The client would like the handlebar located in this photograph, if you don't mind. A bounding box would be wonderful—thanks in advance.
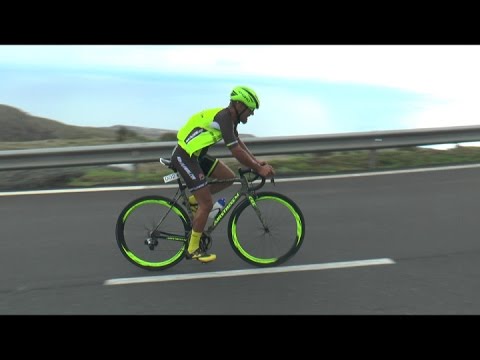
[238,168,274,191]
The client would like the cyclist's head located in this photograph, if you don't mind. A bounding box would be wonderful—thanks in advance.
[230,86,260,111]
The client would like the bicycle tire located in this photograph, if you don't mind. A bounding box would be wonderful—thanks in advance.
[115,195,191,271]
[227,191,305,267]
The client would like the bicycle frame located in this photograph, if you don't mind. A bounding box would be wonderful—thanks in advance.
[162,167,269,241]
[205,178,247,234]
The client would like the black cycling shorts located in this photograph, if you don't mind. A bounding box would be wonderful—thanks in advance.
[171,145,219,192]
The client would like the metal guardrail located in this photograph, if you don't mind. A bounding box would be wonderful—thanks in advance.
[1,125,480,171]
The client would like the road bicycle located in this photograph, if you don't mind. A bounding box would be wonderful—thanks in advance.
[115,158,306,271]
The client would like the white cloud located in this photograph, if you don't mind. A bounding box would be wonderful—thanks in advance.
[142,45,480,101]
[3,45,480,98]
[403,97,480,129]
[249,90,331,137]
[3,45,480,133]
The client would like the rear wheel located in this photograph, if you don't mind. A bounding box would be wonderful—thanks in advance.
[227,192,305,267]
[115,195,191,271]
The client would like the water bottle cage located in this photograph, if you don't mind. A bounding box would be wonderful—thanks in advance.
[209,198,226,219]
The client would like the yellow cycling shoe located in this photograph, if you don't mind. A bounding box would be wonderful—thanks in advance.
[185,248,217,263]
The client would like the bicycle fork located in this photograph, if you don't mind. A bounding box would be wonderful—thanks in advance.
[247,195,270,233]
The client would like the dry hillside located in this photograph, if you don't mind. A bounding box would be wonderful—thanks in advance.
[0,104,116,141]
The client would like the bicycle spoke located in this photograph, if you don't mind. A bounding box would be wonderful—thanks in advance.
[116,196,191,271]
[228,192,305,267]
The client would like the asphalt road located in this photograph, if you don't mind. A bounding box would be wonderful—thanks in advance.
[1,165,480,314]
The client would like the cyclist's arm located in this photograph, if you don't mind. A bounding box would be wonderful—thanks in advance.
[215,111,269,174]
[230,145,262,172]
[214,111,259,169]
[237,138,266,165]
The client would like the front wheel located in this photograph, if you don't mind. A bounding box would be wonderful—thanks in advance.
[227,192,305,267]
[115,195,191,271]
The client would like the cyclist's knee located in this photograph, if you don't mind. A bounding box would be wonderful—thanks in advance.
[214,161,235,179]
[194,188,214,211]
[201,197,213,211]
[225,166,235,179]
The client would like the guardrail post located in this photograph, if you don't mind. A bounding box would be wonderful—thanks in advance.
[134,163,139,180]
[368,149,377,169]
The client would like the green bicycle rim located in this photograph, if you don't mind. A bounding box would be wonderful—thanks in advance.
[231,195,304,265]
[121,198,187,268]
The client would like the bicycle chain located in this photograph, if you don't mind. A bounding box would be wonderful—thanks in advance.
[200,234,212,251]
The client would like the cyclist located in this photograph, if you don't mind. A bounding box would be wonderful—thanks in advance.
[171,85,275,263]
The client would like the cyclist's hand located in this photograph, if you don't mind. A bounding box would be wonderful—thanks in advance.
[258,164,275,178]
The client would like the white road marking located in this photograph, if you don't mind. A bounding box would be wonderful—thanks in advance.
[104,258,395,286]
[274,163,480,182]
[0,184,169,196]
[1,163,480,196]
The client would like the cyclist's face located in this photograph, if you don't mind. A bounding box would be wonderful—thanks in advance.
[239,104,254,124]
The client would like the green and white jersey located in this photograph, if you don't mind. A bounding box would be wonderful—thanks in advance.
[177,107,239,156]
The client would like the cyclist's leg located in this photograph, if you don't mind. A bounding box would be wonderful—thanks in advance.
[171,146,216,262]
[188,186,216,262]
[200,154,235,194]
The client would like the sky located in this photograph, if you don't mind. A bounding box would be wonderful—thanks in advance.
[1,45,480,145]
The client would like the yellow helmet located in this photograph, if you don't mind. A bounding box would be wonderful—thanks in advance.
[230,86,260,110]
